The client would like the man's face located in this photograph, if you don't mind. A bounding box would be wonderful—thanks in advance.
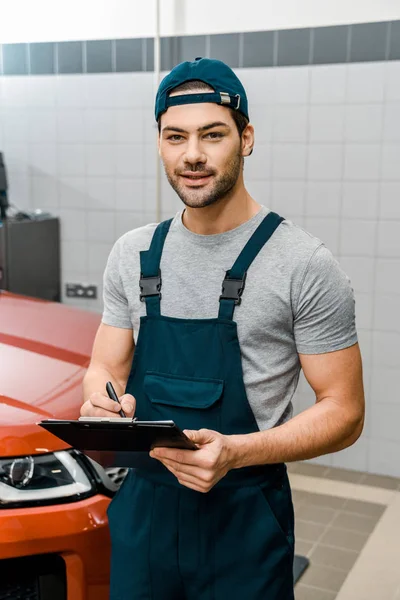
[158,101,244,209]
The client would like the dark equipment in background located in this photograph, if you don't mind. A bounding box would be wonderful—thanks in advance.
[0,153,9,218]
[0,152,61,302]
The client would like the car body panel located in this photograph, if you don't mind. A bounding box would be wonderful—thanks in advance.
[0,291,111,600]
[0,291,101,457]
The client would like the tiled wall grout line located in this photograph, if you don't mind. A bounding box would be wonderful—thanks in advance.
[309,28,315,64]
[26,42,31,76]
[111,39,117,73]
[82,41,88,74]
[54,42,59,75]
[141,38,147,72]
[238,32,244,69]
[386,22,393,61]
[205,34,211,58]
[303,66,312,229]
[365,59,390,473]
[272,30,279,67]
[346,25,352,63]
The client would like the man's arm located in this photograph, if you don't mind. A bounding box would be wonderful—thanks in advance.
[81,323,136,417]
[149,342,365,492]
[228,341,365,468]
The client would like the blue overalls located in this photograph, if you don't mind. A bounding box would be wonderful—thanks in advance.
[107,210,295,599]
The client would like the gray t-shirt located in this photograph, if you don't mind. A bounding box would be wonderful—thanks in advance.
[102,205,358,431]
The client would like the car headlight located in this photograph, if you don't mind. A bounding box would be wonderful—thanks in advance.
[0,450,96,508]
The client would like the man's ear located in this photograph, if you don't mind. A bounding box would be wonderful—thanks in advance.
[241,123,254,158]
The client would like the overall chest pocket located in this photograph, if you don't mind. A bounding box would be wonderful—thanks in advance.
[143,371,224,432]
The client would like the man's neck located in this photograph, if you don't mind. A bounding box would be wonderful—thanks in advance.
[181,193,261,236]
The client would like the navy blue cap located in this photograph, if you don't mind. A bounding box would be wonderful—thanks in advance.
[155,57,249,122]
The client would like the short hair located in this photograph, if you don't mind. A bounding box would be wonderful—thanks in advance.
[157,79,250,138]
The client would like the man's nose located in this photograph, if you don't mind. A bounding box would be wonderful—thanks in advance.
[183,138,207,165]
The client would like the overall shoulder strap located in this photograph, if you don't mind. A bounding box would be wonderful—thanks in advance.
[139,218,173,316]
[218,211,285,320]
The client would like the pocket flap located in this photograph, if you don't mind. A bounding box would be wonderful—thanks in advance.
[144,371,224,409]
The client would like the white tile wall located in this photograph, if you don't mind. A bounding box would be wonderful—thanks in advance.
[375,258,400,294]
[273,106,308,142]
[58,144,85,176]
[56,110,85,143]
[344,105,383,142]
[368,438,400,478]
[305,181,341,217]
[340,219,377,256]
[310,64,347,104]
[28,110,57,143]
[309,105,345,142]
[58,208,87,241]
[239,68,275,105]
[7,173,31,209]
[115,178,143,211]
[86,177,115,210]
[272,143,307,179]
[304,216,340,254]
[245,143,272,179]
[3,110,29,142]
[1,61,400,477]
[271,181,305,216]
[385,62,400,101]
[373,294,400,333]
[383,104,400,142]
[344,144,381,181]
[248,105,274,142]
[273,67,310,104]
[307,144,343,180]
[338,256,375,293]
[346,63,385,104]
[380,144,400,180]
[342,182,379,219]
[59,176,87,209]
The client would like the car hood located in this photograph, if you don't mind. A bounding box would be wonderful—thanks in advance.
[0,291,101,457]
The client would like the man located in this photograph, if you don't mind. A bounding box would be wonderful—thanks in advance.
[81,57,365,599]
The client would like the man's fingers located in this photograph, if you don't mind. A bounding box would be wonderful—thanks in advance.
[161,462,207,493]
[156,457,213,483]
[88,392,122,413]
[81,391,137,418]
[151,447,200,466]
[80,400,120,418]
[119,394,136,417]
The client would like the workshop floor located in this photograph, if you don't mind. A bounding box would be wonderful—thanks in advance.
[289,461,400,600]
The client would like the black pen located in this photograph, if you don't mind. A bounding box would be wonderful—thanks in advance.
[106,381,127,418]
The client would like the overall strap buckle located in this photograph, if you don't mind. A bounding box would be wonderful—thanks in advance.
[139,269,162,302]
[219,271,247,305]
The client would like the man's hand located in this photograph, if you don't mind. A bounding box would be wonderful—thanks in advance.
[149,428,236,493]
[80,391,136,418]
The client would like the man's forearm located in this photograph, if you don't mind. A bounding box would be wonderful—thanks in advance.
[228,398,364,469]
[82,366,127,403]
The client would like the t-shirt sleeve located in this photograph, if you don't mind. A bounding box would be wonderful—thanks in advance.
[101,237,133,329]
[293,244,358,354]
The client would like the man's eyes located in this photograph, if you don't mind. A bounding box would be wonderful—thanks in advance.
[205,132,224,139]
[167,132,225,141]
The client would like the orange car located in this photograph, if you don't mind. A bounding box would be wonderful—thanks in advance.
[0,290,121,600]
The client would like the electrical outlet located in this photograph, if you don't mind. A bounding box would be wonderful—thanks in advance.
[66,284,97,299]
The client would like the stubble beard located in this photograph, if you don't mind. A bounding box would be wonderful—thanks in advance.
[164,149,243,209]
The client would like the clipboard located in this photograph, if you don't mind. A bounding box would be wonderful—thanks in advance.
[38,417,198,469]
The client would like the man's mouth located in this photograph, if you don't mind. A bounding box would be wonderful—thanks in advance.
[179,173,213,186]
